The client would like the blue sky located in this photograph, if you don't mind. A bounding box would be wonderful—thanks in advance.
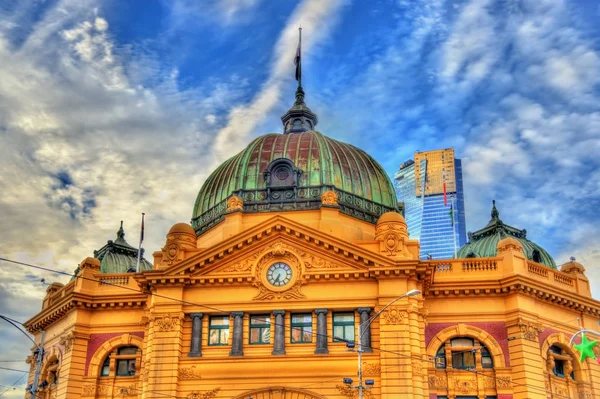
[0,0,599,395]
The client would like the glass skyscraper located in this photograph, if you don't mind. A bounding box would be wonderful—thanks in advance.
[394,149,467,260]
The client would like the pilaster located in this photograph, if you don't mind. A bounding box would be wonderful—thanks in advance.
[506,316,546,399]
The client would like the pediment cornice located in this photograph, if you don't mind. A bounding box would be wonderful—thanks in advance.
[136,215,422,288]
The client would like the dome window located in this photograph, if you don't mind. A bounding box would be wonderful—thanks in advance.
[264,159,301,189]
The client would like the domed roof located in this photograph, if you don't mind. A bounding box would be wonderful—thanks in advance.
[192,130,397,234]
[378,211,406,224]
[168,222,196,236]
[457,201,556,268]
[93,222,153,273]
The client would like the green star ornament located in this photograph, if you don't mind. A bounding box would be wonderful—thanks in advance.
[573,333,598,363]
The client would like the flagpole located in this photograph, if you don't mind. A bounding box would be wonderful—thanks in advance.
[135,212,145,273]
[298,26,302,88]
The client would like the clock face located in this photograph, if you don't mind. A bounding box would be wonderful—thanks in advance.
[266,262,292,287]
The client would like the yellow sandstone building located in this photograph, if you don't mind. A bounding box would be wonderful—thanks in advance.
[24,85,600,399]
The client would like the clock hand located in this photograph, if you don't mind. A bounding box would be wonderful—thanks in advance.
[274,274,281,283]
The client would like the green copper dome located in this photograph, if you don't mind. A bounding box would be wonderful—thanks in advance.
[192,130,398,234]
[457,201,556,268]
[94,222,153,273]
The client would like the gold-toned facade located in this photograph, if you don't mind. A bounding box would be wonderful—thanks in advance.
[23,204,600,399]
[415,149,456,197]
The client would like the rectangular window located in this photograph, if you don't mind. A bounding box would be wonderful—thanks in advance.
[291,314,312,343]
[333,313,355,342]
[116,359,136,376]
[209,316,230,346]
[250,315,271,344]
[452,351,476,369]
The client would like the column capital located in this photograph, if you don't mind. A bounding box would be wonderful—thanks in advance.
[272,310,286,316]
[314,308,328,315]
[357,307,372,314]
[231,311,244,318]
[190,312,204,319]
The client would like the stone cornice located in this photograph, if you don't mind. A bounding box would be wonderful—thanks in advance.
[25,291,147,333]
[427,273,600,317]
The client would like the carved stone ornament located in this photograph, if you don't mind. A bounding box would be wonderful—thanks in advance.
[82,383,96,397]
[304,254,340,269]
[454,377,477,394]
[167,243,180,262]
[153,314,180,331]
[179,366,201,379]
[428,376,448,389]
[496,375,512,388]
[579,391,592,399]
[375,220,410,257]
[483,375,496,388]
[517,317,543,342]
[412,361,422,376]
[116,384,137,397]
[555,384,568,397]
[140,359,150,382]
[187,388,220,399]
[321,190,339,206]
[58,332,74,353]
[336,385,373,399]
[221,249,261,272]
[226,195,244,212]
[362,362,381,376]
[381,307,407,325]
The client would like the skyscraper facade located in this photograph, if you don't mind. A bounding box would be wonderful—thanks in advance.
[394,148,467,260]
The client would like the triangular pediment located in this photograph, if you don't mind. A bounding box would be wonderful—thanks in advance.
[145,215,396,281]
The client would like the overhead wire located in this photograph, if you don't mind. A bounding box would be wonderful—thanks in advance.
[0,257,586,399]
[0,371,27,397]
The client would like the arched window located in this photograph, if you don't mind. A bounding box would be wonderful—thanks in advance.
[532,249,542,263]
[547,345,574,380]
[99,345,140,377]
[434,337,494,370]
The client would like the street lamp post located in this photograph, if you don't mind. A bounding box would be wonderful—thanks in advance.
[349,288,421,399]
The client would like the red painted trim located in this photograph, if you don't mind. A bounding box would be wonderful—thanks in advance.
[85,332,144,375]
[426,322,510,366]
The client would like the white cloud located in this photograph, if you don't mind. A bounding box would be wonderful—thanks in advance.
[212,0,348,162]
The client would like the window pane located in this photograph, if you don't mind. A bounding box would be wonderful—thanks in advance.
[303,327,313,343]
[292,314,312,324]
[101,364,110,377]
[220,329,229,344]
[451,338,474,347]
[116,360,128,376]
[464,352,475,368]
[334,314,354,322]
[251,316,270,325]
[482,356,493,369]
[344,325,355,341]
[127,360,136,376]
[261,327,270,343]
[209,329,220,345]
[333,326,343,340]
[210,317,229,326]
[250,328,260,343]
[118,346,138,355]
[291,327,302,342]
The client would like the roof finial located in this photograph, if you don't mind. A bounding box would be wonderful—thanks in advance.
[281,27,318,134]
[117,220,125,239]
[491,200,499,219]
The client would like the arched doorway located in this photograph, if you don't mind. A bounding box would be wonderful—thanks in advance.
[233,386,327,399]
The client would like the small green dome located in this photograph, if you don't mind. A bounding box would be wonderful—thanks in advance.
[94,222,153,273]
[192,130,398,234]
[457,201,556,268]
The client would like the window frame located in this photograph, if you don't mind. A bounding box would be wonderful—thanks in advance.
[208,316,230,346]
[99,345,139,377]
[290,313,313,344]
[332,312,355,343]
[249,315,271,345]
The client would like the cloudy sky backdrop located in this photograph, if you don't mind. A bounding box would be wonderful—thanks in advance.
[1,0,599,395]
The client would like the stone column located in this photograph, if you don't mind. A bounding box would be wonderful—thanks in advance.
[229,312,244,356]
[357,307,372,353]
[272,310,286,355]
[188,313,203,357]
[314,309,329,354]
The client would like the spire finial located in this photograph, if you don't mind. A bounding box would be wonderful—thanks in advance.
[281,28,318,134]
[117,221,125,239]
[491,200,499,219]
